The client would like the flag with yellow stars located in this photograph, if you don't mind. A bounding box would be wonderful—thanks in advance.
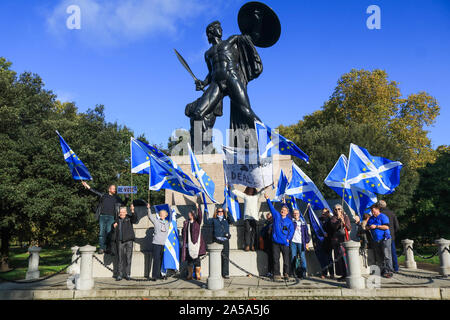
[255,121,309,163]
[285,163,331,211]
[56,131,92,181]
[346,143,402,195]
[188,143,218,203]
[325,154,377,218]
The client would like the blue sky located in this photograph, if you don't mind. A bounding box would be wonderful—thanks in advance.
[1,0,449,148]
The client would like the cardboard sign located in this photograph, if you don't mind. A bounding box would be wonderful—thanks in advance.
[223,146,273,188]
[117,186,138,194]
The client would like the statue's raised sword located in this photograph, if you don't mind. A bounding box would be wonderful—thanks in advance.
[173,49,205,92]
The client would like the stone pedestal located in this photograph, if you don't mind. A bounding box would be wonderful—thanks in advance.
[207,242,224,290]
[402,239,417,269]
[76,245,96,290]
[25,246,41,280]
[343,241,365,289]
[435,238,450,276]
[67,246,80,275]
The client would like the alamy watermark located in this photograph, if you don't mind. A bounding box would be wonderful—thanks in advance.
[366,5,381,30]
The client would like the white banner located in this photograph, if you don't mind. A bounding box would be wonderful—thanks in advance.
[117,186,138,194]
[222,146,273,188]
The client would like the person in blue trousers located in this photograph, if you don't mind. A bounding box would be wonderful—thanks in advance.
[290,208,310,279]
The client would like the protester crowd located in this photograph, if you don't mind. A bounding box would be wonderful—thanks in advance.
[82,182,400,282]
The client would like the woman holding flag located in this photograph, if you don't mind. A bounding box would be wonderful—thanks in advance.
[181,196,207,280]
[329,204,351,281]
[147,203,170,281]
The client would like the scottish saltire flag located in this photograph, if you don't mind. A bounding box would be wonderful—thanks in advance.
[307,205,326,243]
[255,121,309,163]
[285,163,331,211]
[130,137,150,174]
[346,143,402,195]
[223,184,241,221]
[56,131,92,180]
[155,205,180,274]
[274,170,289,201]
[149,154,202,196]
[324,154,377,217]
[188,144,218,203]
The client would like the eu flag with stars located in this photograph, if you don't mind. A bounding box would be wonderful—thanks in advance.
[285,163,331,211]
[346,143,402,195]
[148,145,202,196]
[324,154,377,218]
[56,131,92,181]
[131,137,180,174]
[255,121,309,163]
[274,169,289,202]
[188,144,218,203]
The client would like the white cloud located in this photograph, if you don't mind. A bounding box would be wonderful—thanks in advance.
[45,0,224,47]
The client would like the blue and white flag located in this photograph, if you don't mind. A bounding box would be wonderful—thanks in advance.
[307,205,326,243]
[346,143,402,195]
[56,131,92,181]
[188,144,218,203]
[274,169,289,201]
[131,137,181,174]
[255,121,309,163]
[130,137,150,174]
[148,145,202,196]
[223,185,241,221]
[155,204,180,274]
[285,163,331,211]
[285,195,299,211]
[324,154,377,217]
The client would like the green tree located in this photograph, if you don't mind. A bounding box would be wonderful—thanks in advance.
[401,146,450,242]
[295,69,440,169]
[0,58,135,269]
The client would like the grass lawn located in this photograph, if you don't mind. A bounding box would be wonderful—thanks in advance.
[0,246,72,281]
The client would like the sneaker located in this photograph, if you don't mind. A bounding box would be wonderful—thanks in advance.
[125,275,131,281]
[244,246,250,252]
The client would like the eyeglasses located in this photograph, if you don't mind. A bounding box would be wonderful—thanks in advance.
[334,208,342,211]
[217,210,224,213]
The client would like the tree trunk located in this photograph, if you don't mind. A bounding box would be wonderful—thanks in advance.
[0,228,11,272]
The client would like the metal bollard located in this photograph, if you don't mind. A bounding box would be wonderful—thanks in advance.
[207,242,224,290]
[75,245,96,290]
[343,241,365,289]
[67,246,80,275]
[26,246,42,280]
[401,239,417,269]
[435,238,450,276]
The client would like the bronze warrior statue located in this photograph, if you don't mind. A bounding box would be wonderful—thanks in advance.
[181,2,281,152]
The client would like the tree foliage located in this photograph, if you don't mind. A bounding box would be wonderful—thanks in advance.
[278,69,442,240]
[0,58,163,268]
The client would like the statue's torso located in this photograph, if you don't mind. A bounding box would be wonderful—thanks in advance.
[205,36,241,81]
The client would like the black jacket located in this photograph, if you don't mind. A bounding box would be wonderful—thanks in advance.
[111,212,138,243]
[88,188,128,220]
[381,208,399,241]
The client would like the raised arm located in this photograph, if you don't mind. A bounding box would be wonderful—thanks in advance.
[147,204,156,225]
[81,181,103,197]
[264,193,280,221]
[130,204,138,224]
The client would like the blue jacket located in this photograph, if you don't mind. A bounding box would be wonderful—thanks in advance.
[211,214,235,240]
[267,199,295,246]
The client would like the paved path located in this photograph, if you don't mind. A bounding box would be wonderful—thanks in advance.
[1,267,449,299]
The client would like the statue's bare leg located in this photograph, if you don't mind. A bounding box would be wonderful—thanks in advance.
[193,82,223,120]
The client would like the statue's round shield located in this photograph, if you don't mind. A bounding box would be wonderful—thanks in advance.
[238,1,281,48]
